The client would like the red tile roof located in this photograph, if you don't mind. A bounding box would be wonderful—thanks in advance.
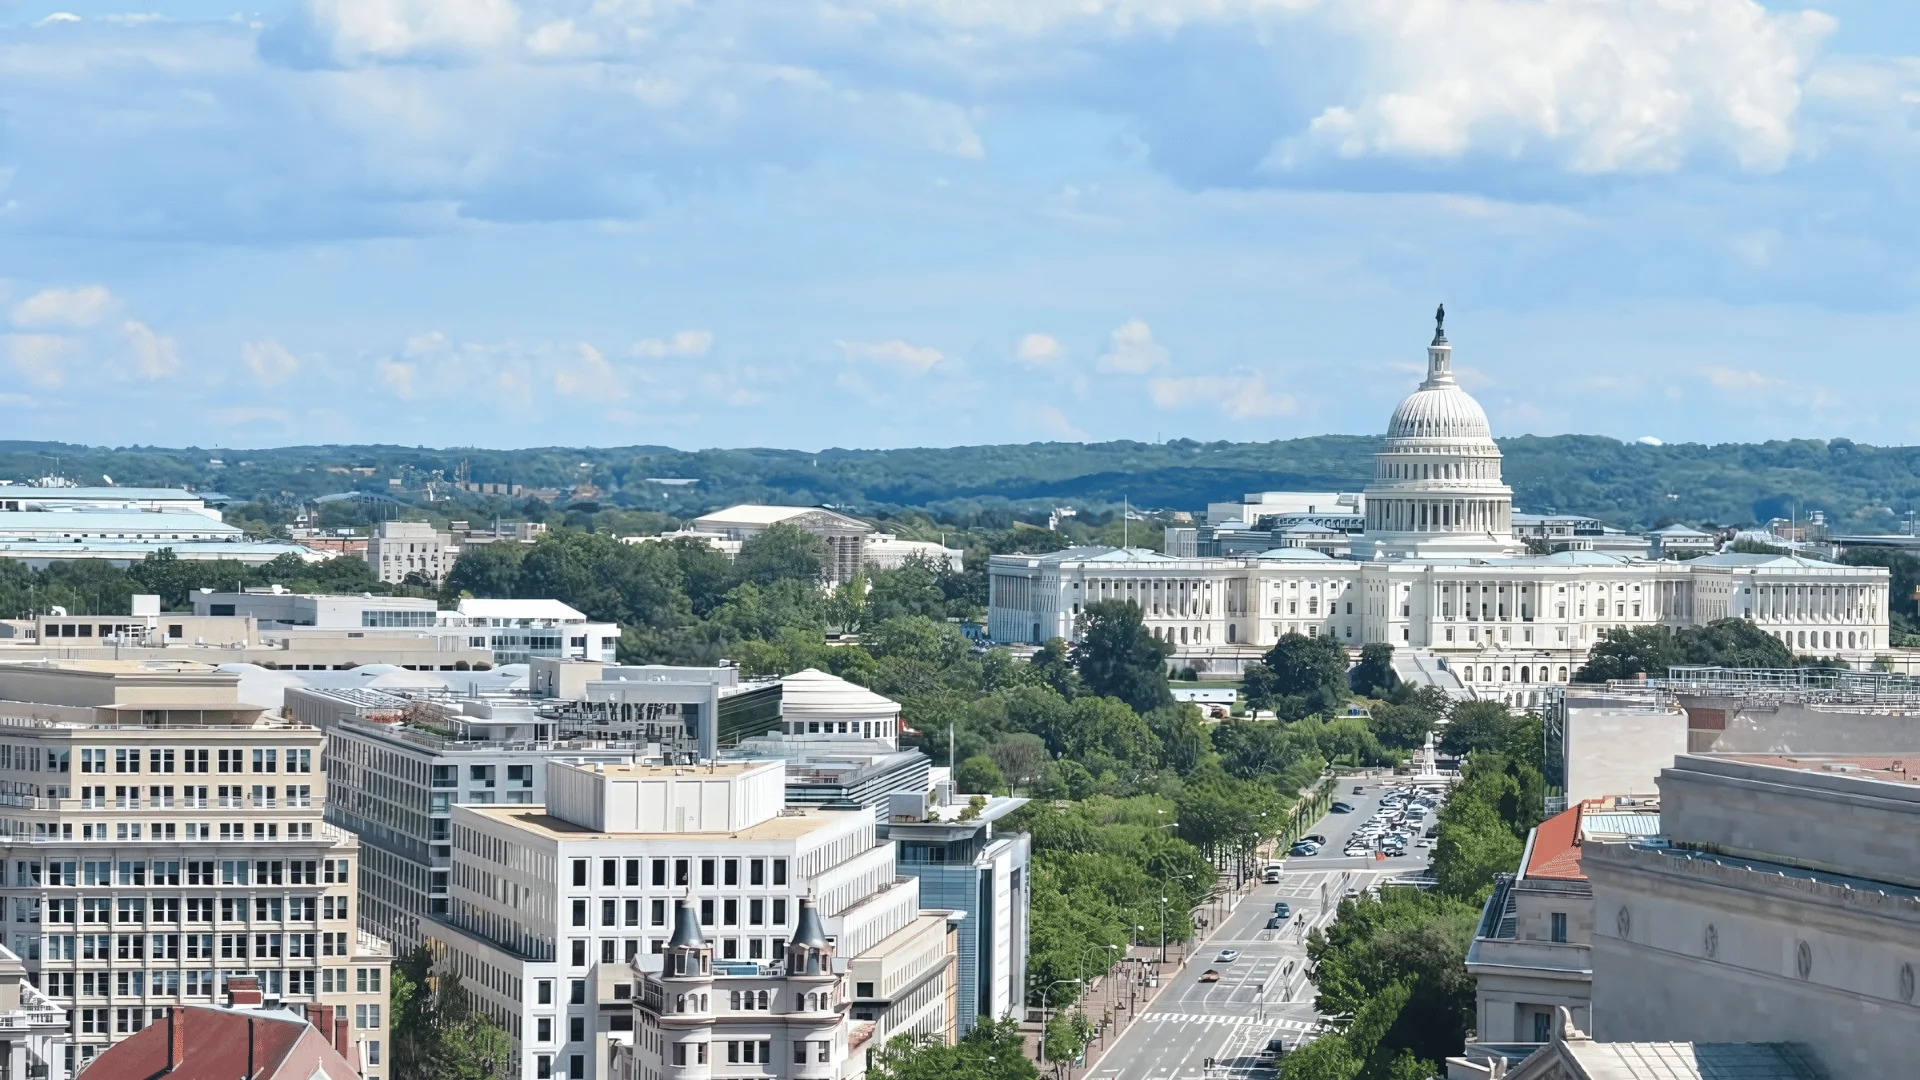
[85,1006,358,1080]
[1524,805,1586,881]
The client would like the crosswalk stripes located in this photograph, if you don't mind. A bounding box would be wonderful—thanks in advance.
[1139,1013,1317,1031]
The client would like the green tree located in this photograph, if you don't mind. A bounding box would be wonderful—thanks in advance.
[1071,601,1173,714]
[1250,632,1350,720]
[1574,624,1682,681]
[1348,642,1400,698]
[391,944,514,1080]
[1677,618,1795,668]
[1437,700,1522,758]
[438,541,525,602]
[870,1018,1038,1080]
[1029,638,1082,699]
[956,754,1006,794]
[988,733,1052,796]
[734,522,827,587]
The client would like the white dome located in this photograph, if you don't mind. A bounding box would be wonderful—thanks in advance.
[1386,383,1492,442]
[779,668,900,723]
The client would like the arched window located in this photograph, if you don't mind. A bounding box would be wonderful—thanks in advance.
[1519,667,1531,683]
[1848,631,1857,649]
[1462,667,1473,682]
[757,990,769,1010]
[730,991,741,1009]
[675,994,685,1013]
[1179,627,1188,644]
[1482,667,1493,682]
[1557,666,1568,682]
[1501,666,1512,682]
[700,994,708,1011]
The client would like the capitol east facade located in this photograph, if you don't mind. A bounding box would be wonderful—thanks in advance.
[985,317,1891,704]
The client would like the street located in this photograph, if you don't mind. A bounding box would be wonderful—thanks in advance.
[1080,778,1437,1080]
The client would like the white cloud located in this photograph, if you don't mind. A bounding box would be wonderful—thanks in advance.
[1014,333,1065,367]
[378,359,418,398]
[13,286,116,329]
[836,338,944,374]
[292,0,520,64]
[5,334,76,388]
[554,343,627,398]
[122,321,179,378]
[1027,404,1087,440]
[1147,373,1295,419]
[633,330,714,359]
[242,339,302,385]
[1281,0,1831,174]
[1097,319,1169,373]
[1700,365,1785,390]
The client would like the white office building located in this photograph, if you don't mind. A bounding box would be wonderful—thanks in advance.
[989,315,1891,701]
[431,761,956,1080]
[0,660,392,1076]
[190,589,619,668]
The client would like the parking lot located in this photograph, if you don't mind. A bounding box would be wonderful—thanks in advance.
[1283,778,1446,865]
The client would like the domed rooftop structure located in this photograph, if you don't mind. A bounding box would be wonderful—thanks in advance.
[1360,307,1520,559]
[779,668,900,744]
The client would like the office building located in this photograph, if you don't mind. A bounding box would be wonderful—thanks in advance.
[0,486,222,519]
[0,504,311,568]
[0,660,391,1075]
[431,760,956,1080]
[441,600,620,665]
[1582,753,1920,1076]
[364,522,456,585]
[287,686,663,951]
[1465,798,1662,1043]
[988,315,1891,696]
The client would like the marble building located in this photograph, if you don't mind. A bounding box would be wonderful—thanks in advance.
[987,314,1891,703]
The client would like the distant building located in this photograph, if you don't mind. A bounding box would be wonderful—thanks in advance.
[364,521,455,584]
[862,533,964,574]
[1205,492,1364,528]
[0,504,312,568]
[1647,524,1716,559]
[686,507,875,585]
[0,485,223,519]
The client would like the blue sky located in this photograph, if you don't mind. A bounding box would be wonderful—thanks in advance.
[3,0,1920,451]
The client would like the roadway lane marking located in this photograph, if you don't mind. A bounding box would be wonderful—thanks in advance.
[1139,1014,1318,1031]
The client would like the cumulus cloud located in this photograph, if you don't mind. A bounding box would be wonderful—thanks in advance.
[1275,0,1832,175]
[13,286,117,329]
[1147,373,1295,419]
[1097,319,1169,373]
[554,343,627,398]
[1700,365,1785,390]
[633,330,714,359]
[378,359,418,398]
[1026,404,1087,440]
[5,334,77,388]
[1014,333,1065,367]
[276,0,521,65]
[242,340,302,385]
[122,321,179,378]
[836,338,944,374]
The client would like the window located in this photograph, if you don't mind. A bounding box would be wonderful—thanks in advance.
[572,900,586,927]
[572,859,588,887]
[772,859,787,886]
[749,859,765,886]
[625,859,640,887]
[651,899,665,926]
[651,859,666,887]
[701,859,715,886]
[724,859,739,886]
[569,1017,585,1043]
[571,940,586,967]
[252,749,277,773]
[1550,912,1568,943]
[537,980,553,1005]
[114,749,140,774]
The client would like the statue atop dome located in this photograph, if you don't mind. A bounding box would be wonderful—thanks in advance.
[1433,303,1446,345]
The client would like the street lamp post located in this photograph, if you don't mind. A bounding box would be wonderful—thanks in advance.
[1037,979,1082,1065]
[1157,871,1194,964]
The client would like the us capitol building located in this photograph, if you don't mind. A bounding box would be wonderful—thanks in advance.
[986,313,1890,704]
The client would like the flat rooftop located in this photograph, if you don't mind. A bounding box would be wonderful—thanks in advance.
[462,803,841,842]
[1717,753,1920,786]
[576,761,769,779]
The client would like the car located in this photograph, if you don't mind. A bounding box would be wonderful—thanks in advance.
[1262,867,1283,884]
[1199,969,1221,983]
[1417,838,1434,848]
[1266,916,1283,929]
[1305,834,1329,845]
[1216,949,1240,963]
[1353,785,1366,794]
[1329,802,1354,813]
[1273,902,1292,919]
[1265,1038,1288,1060]
[1289,842,1319,856]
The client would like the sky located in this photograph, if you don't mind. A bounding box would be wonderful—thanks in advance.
[3,0,1920,452]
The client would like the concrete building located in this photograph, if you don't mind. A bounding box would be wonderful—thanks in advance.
[429,760,957,1080]
[1582,753,1920,1076]
[685,508,875,586]
[0,943,68,1080]
[443,600,620,666]
[987,315,1891,697]
[0,486,221,520]
[862,535,963,574]
[365,522,455,585]
[0,507,312,567]
[0,660,391,1075]
[1465,799,1662,1044]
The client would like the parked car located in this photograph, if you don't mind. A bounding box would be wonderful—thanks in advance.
[1289,842,1319,856]
[1266,916,1283,930]
[1305,834,1329,845]
[1353,785,1366,795]
[1329,802,1354,813]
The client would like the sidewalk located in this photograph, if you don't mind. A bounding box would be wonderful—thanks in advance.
[1024,871,1258,1080]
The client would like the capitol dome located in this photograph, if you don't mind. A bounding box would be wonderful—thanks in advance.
[1359,308,1520,559]
[1386,379,1492,442]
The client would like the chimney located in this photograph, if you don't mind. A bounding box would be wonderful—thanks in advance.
[227,975,263,1009]
[333,1013,351,1060]
[247,1017,257,1080]
[167,1007,186,1073]
[304,1003,330,1035]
